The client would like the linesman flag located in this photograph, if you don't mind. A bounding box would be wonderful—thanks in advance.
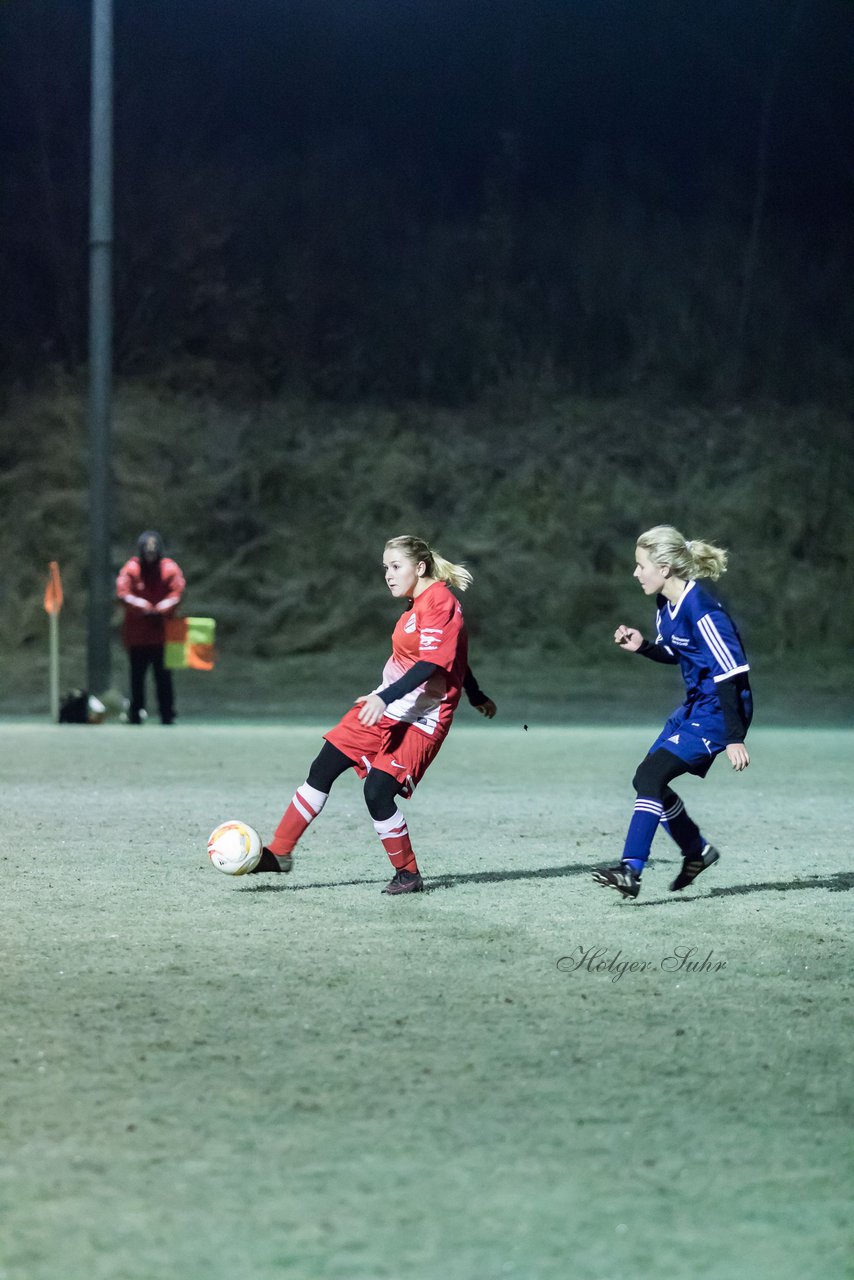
[164,616,216,670]
[44,561,64,615]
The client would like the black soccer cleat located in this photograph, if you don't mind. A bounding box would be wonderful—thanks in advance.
[382,869,424,895]
[591,862,642,899]
[669,843,720,892]
[249,846,293,874]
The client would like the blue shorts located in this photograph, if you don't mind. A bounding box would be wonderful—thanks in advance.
[648,706,727,778]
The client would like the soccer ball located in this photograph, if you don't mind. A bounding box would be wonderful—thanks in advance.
[207,819,262,876]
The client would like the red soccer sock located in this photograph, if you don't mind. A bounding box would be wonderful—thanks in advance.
[372,809,419,874]
[268,783,328,857]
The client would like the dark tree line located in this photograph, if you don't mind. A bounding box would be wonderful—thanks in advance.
[2,386,852,666]
[1,0,852,405]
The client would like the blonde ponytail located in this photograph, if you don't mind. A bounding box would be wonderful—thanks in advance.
[687,538,728,581]
[429,550,473,592]
[637,525,728,581]
[384,536,473,592]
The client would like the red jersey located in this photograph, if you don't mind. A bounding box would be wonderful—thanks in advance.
[373,581,468,738]
[116,556,185,647]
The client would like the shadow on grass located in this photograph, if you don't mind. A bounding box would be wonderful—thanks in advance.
[426,862,595,892]
[243,866,854,898]
[634,869,854,907]
[242,861,592,893]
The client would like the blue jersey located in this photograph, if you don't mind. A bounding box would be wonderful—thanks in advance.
[655,581,751,724]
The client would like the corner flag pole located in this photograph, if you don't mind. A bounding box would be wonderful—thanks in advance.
[44,562,64,721]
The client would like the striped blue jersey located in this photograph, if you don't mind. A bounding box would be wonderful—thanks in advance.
[655,581,750,711]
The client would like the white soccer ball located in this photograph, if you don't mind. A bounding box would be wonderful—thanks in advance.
[207,819,262,876]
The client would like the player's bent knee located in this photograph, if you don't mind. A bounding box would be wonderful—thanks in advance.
[632,762,654,794]
[632,749,683,798]
[363,768,401,821]
[307,741,354,793]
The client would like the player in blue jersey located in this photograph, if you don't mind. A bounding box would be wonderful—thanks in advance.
[593,525,753,900]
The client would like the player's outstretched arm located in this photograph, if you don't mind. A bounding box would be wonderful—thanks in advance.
[614,625,644,651]
[464,666,496,717]
[621,632,680,665]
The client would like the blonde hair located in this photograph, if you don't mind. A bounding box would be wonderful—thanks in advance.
[385,535,473,592]
[637,525,728,581]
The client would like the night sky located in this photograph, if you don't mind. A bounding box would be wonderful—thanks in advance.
[121,1,853,211]
[1,0,852,400]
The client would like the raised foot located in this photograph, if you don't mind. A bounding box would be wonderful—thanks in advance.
[669,844,720,892]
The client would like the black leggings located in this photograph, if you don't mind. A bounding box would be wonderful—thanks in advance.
[128,645,174,724]
[632,748,691,805]
[306,740,402,822]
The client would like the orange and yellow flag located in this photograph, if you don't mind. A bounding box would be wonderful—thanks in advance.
[164,616,216,670]
[44,561,64,616]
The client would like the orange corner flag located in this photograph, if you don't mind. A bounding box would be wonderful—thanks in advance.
[44,561,64,615]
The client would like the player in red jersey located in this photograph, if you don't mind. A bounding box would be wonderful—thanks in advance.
[251,535,496,893]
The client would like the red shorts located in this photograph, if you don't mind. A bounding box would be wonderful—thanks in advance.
[324,705,448,798]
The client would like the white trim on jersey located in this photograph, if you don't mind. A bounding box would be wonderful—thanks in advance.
[380,689,441,734]
[666,580,696,619]
[697,613,742,675]
[712,664,750,683]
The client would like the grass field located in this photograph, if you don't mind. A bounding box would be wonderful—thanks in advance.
[3,720,852,1280]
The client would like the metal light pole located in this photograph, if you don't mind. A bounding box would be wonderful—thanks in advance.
[86,0,114,694]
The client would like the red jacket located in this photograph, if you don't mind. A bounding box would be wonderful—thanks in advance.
[116,556,186,647]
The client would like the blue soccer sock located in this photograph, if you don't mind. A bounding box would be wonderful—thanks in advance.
[660,793,704,857]
[621,797,664,873]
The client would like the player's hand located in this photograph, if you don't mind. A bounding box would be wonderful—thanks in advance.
[726,743,750,771]
[474,698,497,718]
[154,599,172,613]
[614,625,643,651]
[355,694,386,726]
